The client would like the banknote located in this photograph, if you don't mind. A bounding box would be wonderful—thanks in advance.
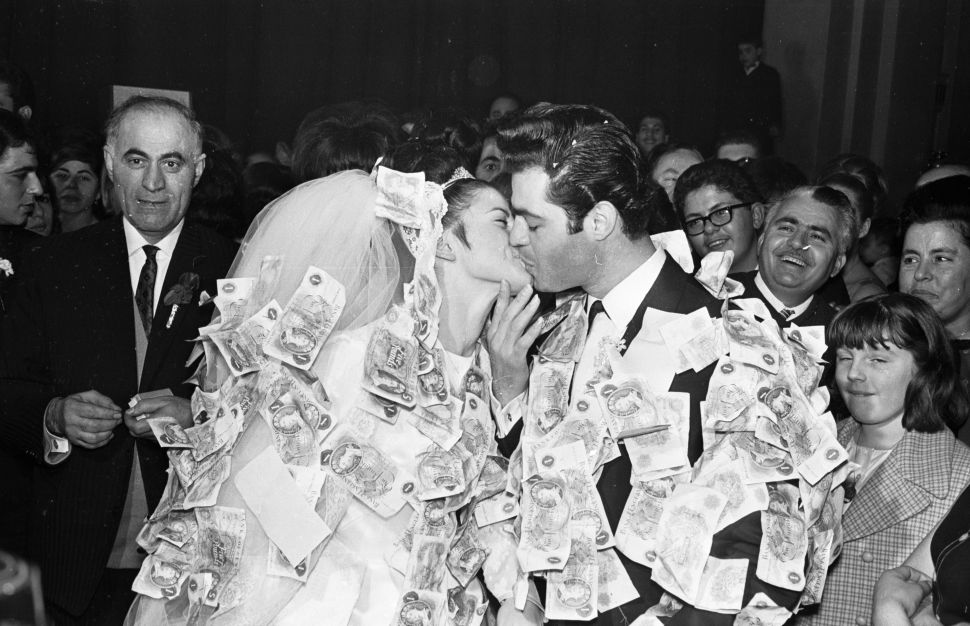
[362,310,419,407]
[527,359,574,437]
[517,475,572,572]
[799,528,833,607]
[405,534,451,592]
[538,297,586,363]
[156,512,197,549]
[537,407,617,475]
[475,455,509,501]
[148,416,193,448]
[652,484,728,603]
[659,307,716,374]
[132,543,192,599]
[754,415,789,450]
[694,556,748,613]
[735,592,792,626]
[446,584,489,626]
[694,250,734,298]
[733,432,796,484]
[416,343,450,406]
[408,400,462,451]
[678,320,728,373]
[191,387,222,425]
[756,381,827,468]
[390,589,446,626]
[320,435,413,517]
[375,166,428,229]
[614,478,676,567]
[388,499,459,574]
[704,358,763,426]
[545,526,598,621]
[534,292,582,336]
[693,458,769,532]
[262,392,317,465]
[184,404,242,462]
[163,571,215,626]
[182,455,231,509]
[416,443,468,500]
[406,268,441,347]
[731,339,781,376]
[460,360,489,400]
[447,520,490,587]
[169,440,230,488]
[784,323,827,361]
[596,548,639,613]
[535,440,614,549]
[757,483,809,592]
[796,426,848,486]
[209,299,280,376]
[595,377,670,440]
[195,505,247,607]
[358,390,403,424]
[263,266,345,370]
[266,544,309,583]
[474,489,519,528]
[625,426,688,479]
[214,277,256,327]
[314,471,354,541]
[248,255,284,318]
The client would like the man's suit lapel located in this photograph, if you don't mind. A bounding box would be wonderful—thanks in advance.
[620,256,693,354]
[141,224,206,390]
[839,422,946,541]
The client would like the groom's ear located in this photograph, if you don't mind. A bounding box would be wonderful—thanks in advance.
[103,145,115,182]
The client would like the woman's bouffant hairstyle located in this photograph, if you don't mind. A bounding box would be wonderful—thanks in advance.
[829,292,969,433]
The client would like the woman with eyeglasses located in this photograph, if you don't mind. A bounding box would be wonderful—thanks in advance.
[673,159,766,273]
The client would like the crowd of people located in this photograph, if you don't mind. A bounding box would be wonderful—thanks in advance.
[1,42,970,626]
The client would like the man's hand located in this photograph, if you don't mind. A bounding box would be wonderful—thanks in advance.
[48,390,122,449]
[487,281,543,406]
[124,396,193,440]
[872,565,936,626]
[497,598,543,626]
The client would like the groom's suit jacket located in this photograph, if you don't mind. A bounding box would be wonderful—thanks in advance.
[0,217,235,615]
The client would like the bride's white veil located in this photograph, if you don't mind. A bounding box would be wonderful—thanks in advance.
[229,169,407,331]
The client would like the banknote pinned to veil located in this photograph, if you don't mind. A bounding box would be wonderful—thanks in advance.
[125,165,517,626]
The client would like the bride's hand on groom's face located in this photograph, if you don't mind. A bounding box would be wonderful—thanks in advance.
[124,396,193,440]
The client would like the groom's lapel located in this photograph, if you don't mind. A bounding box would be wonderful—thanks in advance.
[140,225,206,390]
[619,256,687,354]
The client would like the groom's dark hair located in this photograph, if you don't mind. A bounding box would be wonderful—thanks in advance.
[0,108,34,159]
[497,103,652,240]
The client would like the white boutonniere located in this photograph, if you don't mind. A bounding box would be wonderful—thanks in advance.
[0,258,13,278]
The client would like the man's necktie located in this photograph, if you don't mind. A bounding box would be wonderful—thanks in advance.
[135,245,159,336]
[587,300,607,332]
[780,308,795,320]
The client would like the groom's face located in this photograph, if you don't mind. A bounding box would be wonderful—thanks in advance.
[104,108,205,243]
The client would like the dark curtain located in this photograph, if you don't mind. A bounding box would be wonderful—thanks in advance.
[1,0,763,154]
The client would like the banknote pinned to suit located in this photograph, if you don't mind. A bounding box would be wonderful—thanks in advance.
[545,525,599,621]
[447,519,491,587]
[195,505,247,608]
[362,308,420,408]
[693,556,748,614]
[538,296,587,363]
[596,548,639,613]
[594,376,672,440]
[214,277,256,328]
[659,307,719,374]
[517,474,572,572]
[735,592,793,626]
[757,483,809,592]
[132,543,193,600]
[263,265,345,370]
[526,358,575,439]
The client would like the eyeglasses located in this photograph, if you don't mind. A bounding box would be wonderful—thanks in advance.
[683,202,753,236]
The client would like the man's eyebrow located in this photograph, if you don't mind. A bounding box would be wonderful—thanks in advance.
[121,149,188,161]
[510,205,542,220]
[808,224,833,237]
[480,156,500,163]
[3,164,36,174]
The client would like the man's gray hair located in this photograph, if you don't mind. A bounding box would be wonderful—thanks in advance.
[764,185,859,258]
[104,95,204,154]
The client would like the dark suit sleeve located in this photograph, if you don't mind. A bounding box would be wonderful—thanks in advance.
[0,246,57,462]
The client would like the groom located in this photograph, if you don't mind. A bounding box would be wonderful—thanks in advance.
[489,104,800,624]
[0,96,235,623]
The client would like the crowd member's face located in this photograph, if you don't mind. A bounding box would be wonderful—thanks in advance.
[50,160,100,216]
[0,144,42,226]
[449,187,531,292]
[899,221,970,333]
[682,184,763,270]
[104,108,205,243]
[26,188,54,236]
[475,137,502,182]
[738,43,761,69]
[509,167,592,292]
[652,149,702,201]
[836,342,914,431]
[489,97,519,121]
[636,117,668,155]
[758,194,845,304]
[716,142,759,163]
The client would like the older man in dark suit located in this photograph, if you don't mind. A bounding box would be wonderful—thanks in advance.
[0,96,236,624]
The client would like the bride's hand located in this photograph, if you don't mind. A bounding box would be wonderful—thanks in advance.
[487,281,542,406]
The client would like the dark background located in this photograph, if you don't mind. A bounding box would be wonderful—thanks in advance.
[0,0,763,154]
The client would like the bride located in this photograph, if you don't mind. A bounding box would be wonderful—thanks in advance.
[125,151,541,625]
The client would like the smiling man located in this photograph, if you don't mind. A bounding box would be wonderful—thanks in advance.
[735,185,858,330]
[674,159,765,272]
[0,96,236,623]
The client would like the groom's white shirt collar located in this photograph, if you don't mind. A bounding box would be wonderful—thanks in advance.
[124,218,185,316]
[587,248,667,334]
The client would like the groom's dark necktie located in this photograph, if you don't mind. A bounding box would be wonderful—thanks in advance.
[135,245,159,336]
